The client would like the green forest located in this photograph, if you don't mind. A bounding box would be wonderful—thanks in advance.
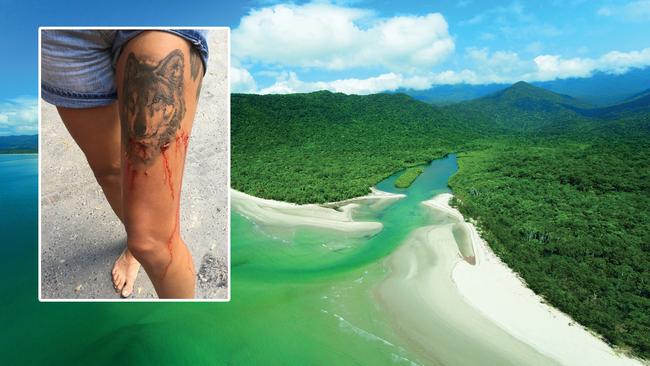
[394,167,424,188]
[231,82,650,359]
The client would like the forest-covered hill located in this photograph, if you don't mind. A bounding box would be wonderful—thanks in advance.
[232,91,489,203]
[399,66,650,106]
[231,86,650,359]
[0,134,37,153]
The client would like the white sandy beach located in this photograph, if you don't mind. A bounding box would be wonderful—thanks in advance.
[429,193,644,366]
[231,188,404,236]
[376,223,557,366]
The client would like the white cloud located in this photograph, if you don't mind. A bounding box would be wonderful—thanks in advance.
[231,66,258,93]
[232,2,454,72]
[465,47,531,82]
[0,97,38,136]
[528,55,594,81]
[251,47,650,95]
[528,48,650,80]
[597,0,650,20]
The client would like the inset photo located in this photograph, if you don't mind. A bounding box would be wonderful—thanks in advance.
[39,27,230,301]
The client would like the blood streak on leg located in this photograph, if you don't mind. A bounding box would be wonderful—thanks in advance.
[160,145,175,200]
[174,130,190,156]
[161,201,180,280]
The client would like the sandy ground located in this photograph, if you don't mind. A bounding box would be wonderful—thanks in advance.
[231,188,404,236]
[376,223,557,366]
[40,29,229,300]
[430,193,644,366]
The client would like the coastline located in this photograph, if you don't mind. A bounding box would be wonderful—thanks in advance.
[431,193,643,366]
[231,188,405,235]
[376,223,557,365]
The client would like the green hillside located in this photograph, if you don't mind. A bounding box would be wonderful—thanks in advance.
[447,81,593,132]
[232,91,488,203]
[231,86,650,358]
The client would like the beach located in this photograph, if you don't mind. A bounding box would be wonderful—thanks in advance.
[231,188,405,236]
[432,193,644,366]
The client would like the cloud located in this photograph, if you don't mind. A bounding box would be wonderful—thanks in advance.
[598,0,650,20]
[231,66,258,93]
[258,71,437,94]
[245,47,650,95]
[232,2,454,72]
[528,55,594,80]
[0,97,38,136]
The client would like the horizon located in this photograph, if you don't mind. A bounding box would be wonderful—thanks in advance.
[2,0,650,135]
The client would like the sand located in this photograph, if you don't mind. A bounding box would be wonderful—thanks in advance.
[231,188,405,236]
[430,193,644,366]
[376,223,558,366]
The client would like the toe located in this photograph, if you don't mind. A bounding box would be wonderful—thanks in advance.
[121,281,134,298]
[115,275,125,290]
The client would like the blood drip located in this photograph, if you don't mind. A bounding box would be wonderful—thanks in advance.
[161,202,180,280]
[174,130,190,156]
[160,145,175,200]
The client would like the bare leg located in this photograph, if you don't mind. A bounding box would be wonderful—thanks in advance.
[116,31,203,298]
[57,104,141,297]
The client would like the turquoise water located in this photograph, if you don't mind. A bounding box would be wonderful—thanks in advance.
[3,153,550,365]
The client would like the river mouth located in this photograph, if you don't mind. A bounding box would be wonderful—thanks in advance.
[224,154,560,365]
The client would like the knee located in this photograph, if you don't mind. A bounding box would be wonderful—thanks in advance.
[126,230,167,264]
[91,160,121,188]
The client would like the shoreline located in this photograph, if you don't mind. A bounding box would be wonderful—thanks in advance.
[430,193,643,366]
[231,188,405,235]
[376,223,557,365]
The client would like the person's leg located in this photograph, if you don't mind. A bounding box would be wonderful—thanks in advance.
[56,104,141,297]
[116,31,203,298]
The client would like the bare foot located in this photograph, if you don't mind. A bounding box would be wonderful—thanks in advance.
[111,248,141,298]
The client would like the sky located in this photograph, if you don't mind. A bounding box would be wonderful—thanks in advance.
[231,0,650,94]
[1,0,649,135]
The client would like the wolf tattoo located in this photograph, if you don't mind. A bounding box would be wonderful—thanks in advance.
[122,49,186,165]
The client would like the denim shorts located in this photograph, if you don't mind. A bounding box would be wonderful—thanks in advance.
[41,29,209,109]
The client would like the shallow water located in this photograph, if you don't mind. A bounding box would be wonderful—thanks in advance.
[5,154,555,365]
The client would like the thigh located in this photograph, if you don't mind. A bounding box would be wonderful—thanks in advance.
[57,104,121,175]
[115,31,203,242]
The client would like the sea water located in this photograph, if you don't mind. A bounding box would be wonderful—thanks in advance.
[4,154,555,365]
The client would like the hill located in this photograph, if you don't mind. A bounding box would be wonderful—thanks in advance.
[232,91,487,203]
[0,134,38,153]
[573,88,650,119]
[448,81,592,132]
[398,67,650,106]
[232,87,650,358]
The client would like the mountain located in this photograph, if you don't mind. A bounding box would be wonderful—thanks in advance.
[395,83,509,105]
[447,81,592,132]
[232,91,484,203]
[535,67,650,105]
[0,134,38,153]
[399,66,650,106]
[578,88,650,118]
[232,87,650,359]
